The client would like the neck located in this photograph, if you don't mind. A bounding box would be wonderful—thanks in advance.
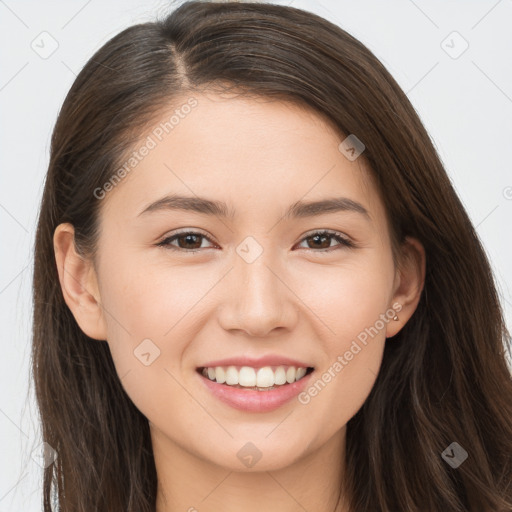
[152,425,350,512]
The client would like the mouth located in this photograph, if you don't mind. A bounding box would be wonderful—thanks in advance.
[196,365,315,391]
[196,363,316,412]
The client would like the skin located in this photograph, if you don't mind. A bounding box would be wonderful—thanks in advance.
[54,91,425,512]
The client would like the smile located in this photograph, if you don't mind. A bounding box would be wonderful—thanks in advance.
[198,365,314,390]
[196,365,315,412]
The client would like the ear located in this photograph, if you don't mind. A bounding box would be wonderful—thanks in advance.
[53,223,107,340]
[386,236,426,339]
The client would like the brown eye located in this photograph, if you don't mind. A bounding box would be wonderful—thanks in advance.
[297,230,354,251]
[157,231,215,252]
[173,233,203,250]
[157,229,355,254]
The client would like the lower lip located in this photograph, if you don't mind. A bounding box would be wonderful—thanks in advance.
[197,370,314,413]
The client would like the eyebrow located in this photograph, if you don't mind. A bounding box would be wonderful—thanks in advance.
[138,194,371,222]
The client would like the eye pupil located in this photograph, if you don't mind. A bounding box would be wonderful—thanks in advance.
[179,234,202,249]
[309,234,331,249]
[160,230,351,253]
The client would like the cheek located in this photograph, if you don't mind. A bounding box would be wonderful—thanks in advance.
[292,257,393,426]
[292,253,394,342]
[296,304,388,440]
[96,265,194,423]
[99,252,206,343]
[95,254,217,403]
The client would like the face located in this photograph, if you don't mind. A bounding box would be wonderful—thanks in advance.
[66,91,413,473]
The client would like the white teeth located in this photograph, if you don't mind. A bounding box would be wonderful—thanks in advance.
[239,367,256,387]
[225,366,239,385]
[256,367,274,387]
[201,364,311,388]
[274,366,287,385]
[295,367,307,381]
[215,366,226,384]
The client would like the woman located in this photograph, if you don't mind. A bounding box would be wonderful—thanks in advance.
[32,1,512,511]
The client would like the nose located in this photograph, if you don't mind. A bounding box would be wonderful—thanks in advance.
[217,251,299,338]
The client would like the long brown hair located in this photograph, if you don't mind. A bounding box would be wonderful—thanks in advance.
[31,1,512,510]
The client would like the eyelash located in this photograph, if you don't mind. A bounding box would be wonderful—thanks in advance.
[156,229,356,254]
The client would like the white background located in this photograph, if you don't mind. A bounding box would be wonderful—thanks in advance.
[1,0,511,510]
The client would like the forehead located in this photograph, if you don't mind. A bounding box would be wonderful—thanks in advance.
[99,91,384,227]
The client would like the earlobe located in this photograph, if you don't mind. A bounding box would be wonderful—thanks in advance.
[386,236,426,339]
[53,223,107,341]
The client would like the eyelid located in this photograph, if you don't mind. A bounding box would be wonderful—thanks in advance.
[295,229,355,250]
[158,227,212,241]
[156,228,218,250]
[300,228,350,241]
[157,228,355,252]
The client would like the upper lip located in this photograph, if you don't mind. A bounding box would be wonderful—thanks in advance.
[198,355,314,369]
